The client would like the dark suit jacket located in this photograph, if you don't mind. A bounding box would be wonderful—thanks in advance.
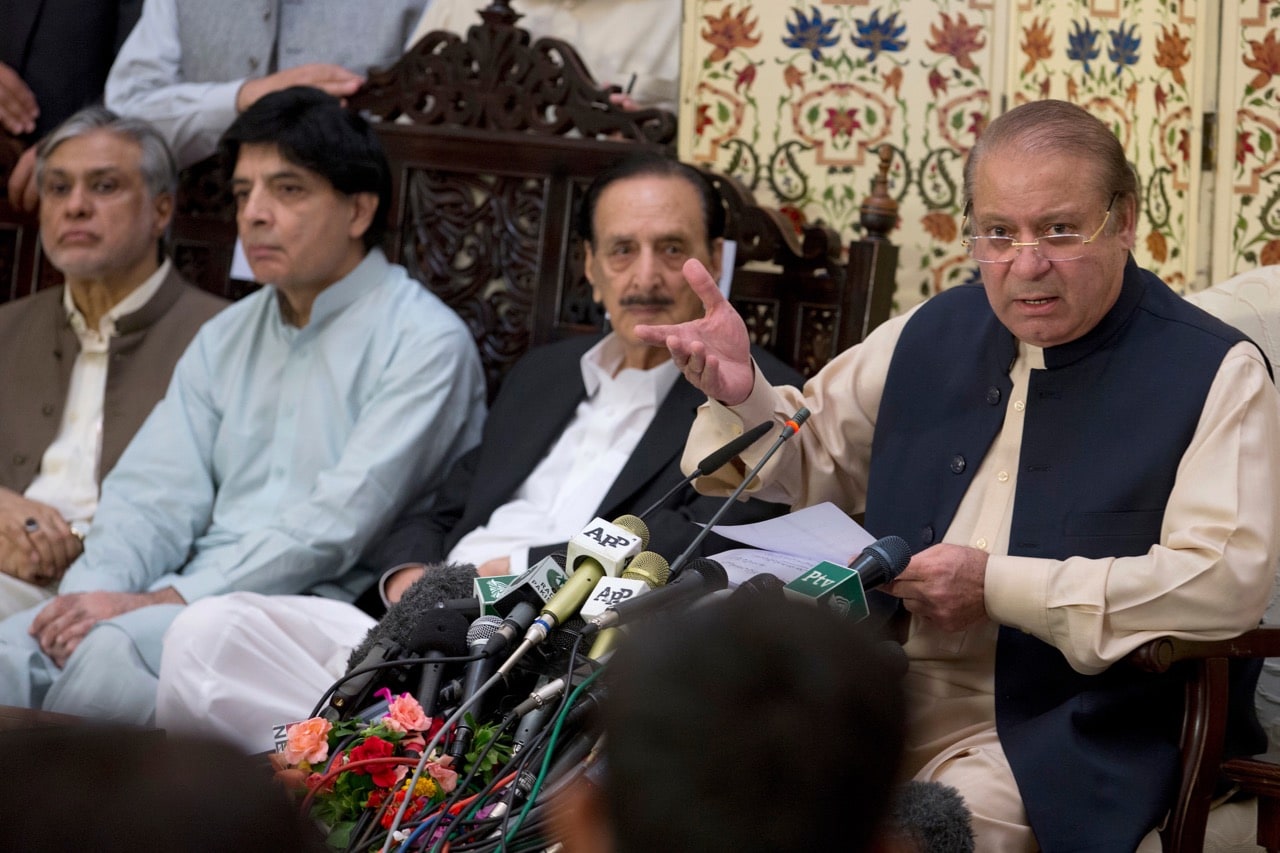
[0,0,142,141]
[0,265,227,492]
[375,335,804,571]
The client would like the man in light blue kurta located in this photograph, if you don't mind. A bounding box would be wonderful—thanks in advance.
[0,87,486,719]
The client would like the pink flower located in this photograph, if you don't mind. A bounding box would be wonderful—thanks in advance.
[428,758,459,794]
[283,717,332,765]
[383,693,432,733]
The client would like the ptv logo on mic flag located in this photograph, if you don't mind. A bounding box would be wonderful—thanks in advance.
[783,561,870,622]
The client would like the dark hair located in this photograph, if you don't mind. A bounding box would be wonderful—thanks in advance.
[218,86,392,251]
[575,152,726,249]
[963,99,1139,228]
[0,727,326,853]
[599,595,906,853]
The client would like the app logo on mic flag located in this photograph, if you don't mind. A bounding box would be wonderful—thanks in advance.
[783,561,870,622]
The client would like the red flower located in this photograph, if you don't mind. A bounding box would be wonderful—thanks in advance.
[1238,131,1257,166]
[1176,129,1191,163]
[695,104,714,137]
[927,68,948,98]
[1154,84,1167,115]
[823,108,860,139]
[347,736,398,788]
[735,64,757,93]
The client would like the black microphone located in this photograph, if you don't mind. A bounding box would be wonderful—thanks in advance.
[345,561,479,671]
[483,601,538,657]
[666,408,811,580]
[414,608,472,716]
[448,615,505,764]
[730,572,786,601]
[581,558,728,637]
[848,535,913,590]
[636,420,773,520]
[890,781,976,852]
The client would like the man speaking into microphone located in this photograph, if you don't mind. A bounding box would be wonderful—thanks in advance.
[635,100,1280,851]
[156,152,801,753]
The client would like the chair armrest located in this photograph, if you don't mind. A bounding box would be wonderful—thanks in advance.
[1129,628,1280,673]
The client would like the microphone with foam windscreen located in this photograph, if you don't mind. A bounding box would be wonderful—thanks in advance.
[413,608,472,716]
[580,557,728,638]
[325,562,479,720]
[666,408,811,581]
[889,781,976,852]
[635,420,773,520]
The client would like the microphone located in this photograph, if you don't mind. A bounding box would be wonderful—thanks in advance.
[730,572,787,601]
[563,514,648,577]
[783,535,912,622]
[345,561,478,671]
[667,408,811,580]
[483,601,539,657]
[581,557,728,638]
[413,608,472,716]
[889,781,976,852]
[849,536,913,590]
[448,615,505,764]
[635,420,773,520]
[491,553,568,617]
[582,551,671,659]
[498,515,650,676]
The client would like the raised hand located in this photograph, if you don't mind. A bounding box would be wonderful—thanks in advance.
[634,258,755,406]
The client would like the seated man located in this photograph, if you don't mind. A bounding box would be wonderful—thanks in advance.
[155,152,803,753]
[638,99,1280,850]
[550,595,908,853]
[0,106,226,617]
[0,87,486,721]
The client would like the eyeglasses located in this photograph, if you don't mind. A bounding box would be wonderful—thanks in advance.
[962,194,1117,265]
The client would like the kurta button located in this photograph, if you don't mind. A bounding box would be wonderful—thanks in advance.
[950,454,966,473]
[921,525,934,545]
[12,454,26,465]
[41,403,55,416]
[986,386,1001,405]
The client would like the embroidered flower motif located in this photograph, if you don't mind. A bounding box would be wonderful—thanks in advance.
[1155,25,1191,88]
[1020,17,1052,76]
[1107,21,1142,78]
[1067,20,1101,75]
[783,6,840,62]
[702,5,761,63]
[926,12,984,72]
[853,10,908,63]
[1244,30,1280,92]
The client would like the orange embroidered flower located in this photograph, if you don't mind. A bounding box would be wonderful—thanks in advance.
[883,65,903,98]
[702,5,761,64]
[1020,18,1052,76]
[1155,25,1191,88]
[784,65,806,90]
[927,12,985,73]
[1244,30,1280,92]
[1146,231,1168,264]
[1261,239,1280,267]
[921,211,957,244]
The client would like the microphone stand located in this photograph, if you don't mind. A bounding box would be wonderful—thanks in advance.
[666,408,810,581]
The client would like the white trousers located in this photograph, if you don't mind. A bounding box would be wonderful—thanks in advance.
[156,592,375,753]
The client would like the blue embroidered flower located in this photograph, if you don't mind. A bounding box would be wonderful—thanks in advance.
[1066,19,1101,75]
[783,6,840,62]
[1108,21,1142,77]
[853,10,908,63]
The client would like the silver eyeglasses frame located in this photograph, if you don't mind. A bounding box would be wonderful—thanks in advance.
[962,194,1118,265]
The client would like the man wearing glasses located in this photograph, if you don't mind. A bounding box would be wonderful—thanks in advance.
[636,99,1280,852]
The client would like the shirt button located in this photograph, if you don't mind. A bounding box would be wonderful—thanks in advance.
[975,537,988,550]
[920,525,935,545]
[950,454,966,474]
[997,470,1009,482]
[1014,400,1025,412]
[986,386,1001,405]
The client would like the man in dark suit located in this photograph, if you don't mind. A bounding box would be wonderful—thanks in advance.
[1,0,142,209]
[154,152,803,752]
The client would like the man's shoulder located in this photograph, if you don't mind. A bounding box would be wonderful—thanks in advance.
[0,286,62,338]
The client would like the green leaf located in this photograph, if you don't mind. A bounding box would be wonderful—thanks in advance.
[325,822,356,851]
[717,102,731,123]
[951,111,964,131]
[865,108,879,127]
[1260,131,1273,154]
[807,105,821,125]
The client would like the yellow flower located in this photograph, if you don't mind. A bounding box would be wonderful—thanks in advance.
[405,776,439,799]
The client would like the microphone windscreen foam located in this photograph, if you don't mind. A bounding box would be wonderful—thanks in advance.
[347,562,478,669]
[890,781,975,853]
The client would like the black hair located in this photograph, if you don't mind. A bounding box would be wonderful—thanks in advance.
[599,595,906,853]
[218,86,392,251]
[575,151,726,249]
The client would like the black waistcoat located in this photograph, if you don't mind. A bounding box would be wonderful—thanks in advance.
[864,258,1265,851]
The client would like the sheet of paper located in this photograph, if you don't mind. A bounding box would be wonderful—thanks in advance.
[710,502,874,563]
[710,548,818,587]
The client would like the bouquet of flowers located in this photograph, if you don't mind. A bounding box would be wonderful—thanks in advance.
[273,689,511,851]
